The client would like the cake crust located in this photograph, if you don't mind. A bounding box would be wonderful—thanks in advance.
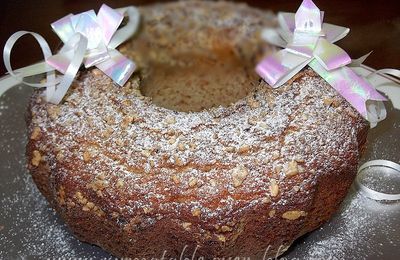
[26,1,368,258]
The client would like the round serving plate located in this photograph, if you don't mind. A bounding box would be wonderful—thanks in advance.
[0,84,399,259]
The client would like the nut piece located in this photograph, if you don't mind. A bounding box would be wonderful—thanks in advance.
[188,177,198,188]
[47,105,61,120]
[116,179,124,188]
[271,151,280,160]
[217,234,226,242]
[231,165,249,187]
[182,222,192,230]
[269,210,276,218]
[83,150,91,162]
[121,115,134,129]
[30,127,41,140]
[171,175,180,184]
[192,208,201,217]
[31,150,42,166]
[238,145,250,154]
[165,116,176,125]
[282,210,307,220]
[221,225,233,232]
[323,98,340,107]
[225,146,235,153]
[269,179,279,197]
[178,142,186,151]
[247,97,260,108]
[286,160,299,177]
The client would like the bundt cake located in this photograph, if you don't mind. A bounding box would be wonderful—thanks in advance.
[27,1,369,258]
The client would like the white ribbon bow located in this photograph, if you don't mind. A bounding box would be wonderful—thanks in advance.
[255,0,400,127]
[1,4,140,104]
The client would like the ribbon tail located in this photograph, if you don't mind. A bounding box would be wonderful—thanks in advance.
[351,66,400,111]
[256,49,311,87]
[96,49,136,86]
[348,52,373,67]
[310,60,387,127]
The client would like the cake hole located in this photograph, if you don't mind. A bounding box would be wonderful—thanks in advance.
[140,48,257,112]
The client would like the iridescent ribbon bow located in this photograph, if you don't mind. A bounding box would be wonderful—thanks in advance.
[1,4,140,104]
[256,0,391,127]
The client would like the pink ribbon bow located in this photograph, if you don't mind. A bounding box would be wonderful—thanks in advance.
[1,4,140,104]
[256,0,389,126]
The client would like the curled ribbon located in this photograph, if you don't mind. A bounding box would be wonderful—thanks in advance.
[256,0,399,127]
[356,160,400,201]
[0,4,140,104]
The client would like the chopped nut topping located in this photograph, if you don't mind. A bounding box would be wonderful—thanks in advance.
[247,97,260,108]
[92,68,102,76]
[102,127,113,138]
[122,99,132,107]
[121,115,134,129]
[209,179,216,186]
[274,165,282,174]
[247,116,258,125]
[189,142,197,151]
[165,116,176,125]
[271,151,280,160]
[172,175,180,184]
[116,179,124,188]
[282,210,307,220]
[221,225,232,232]
[188,177,198,188]
[86,202,95,209]
[225,146,235,153]
[231,165,249,187]
[30,127,41,140]
[123,81,131,88]
[286,160,299,177]
[141,149,152,157]
[178,142,186,151]
[182,222,192,229]
[47,105,61,120]
[269,179,279,197]
[83,150,91,162]
[323,98,340,107]
[174,155,184,166]
[345,107,358,118]
[143,207,152,214]
[261,197,271,203]
[269,210,276,218]
[259,122,268,129]
[238,145,250,154]
[192,208,201,217]
[116,139,124,146]
[168,136,177,145]
[217,234,226,242]
[31,150,42,166]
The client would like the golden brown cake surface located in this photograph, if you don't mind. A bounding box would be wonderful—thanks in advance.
[27,1,368,258]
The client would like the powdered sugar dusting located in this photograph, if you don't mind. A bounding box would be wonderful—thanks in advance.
[285,188,400,259]
[1,0,382,258]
